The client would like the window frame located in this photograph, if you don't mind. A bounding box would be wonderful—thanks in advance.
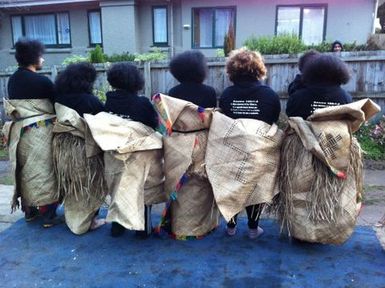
[10,12,72,48]
[191,6,236,49]
[152,5,169,46]
[275,4,327,44]
[87,10,103,47]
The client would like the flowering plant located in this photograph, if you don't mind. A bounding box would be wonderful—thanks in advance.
[371,116,385,146]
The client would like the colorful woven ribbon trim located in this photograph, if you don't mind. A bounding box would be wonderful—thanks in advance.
[152,94,173,136]
[20,118,55,137]
[329,165,347,179]
[197,106,205,123]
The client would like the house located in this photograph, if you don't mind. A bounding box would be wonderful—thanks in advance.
[0,0,380,69]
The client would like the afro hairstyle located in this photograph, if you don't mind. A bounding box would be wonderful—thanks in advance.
[302,54,350,85]
[107,63,144,92]
[14,38,45,67]
[298,50,321,73]
[169,50,207,83]
[55,62,97,95]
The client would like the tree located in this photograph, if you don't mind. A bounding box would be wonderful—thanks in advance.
[378,2,385,33]
[223,22,235,57]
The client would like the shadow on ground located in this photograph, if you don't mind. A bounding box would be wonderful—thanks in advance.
[0,209,384,288]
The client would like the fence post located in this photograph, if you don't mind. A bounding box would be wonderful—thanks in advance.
[51,65,58,82]
[144,61,152,98]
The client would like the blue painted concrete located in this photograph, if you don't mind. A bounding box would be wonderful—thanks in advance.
[0,209,384,288]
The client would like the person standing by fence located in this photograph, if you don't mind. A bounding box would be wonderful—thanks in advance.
[168,50,217,108]
[52,62,106,235]
[4,38,59,227]
[105,63,159,238]
[286,54,352,119]
[219,47,281,239]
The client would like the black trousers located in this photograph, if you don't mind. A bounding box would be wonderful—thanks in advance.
[144,205,152,235]
[227,204,264,229]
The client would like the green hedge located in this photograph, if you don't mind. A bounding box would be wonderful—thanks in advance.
[244,34,372,54]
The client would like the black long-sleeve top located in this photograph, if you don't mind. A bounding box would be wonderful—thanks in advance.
[168,82,217,108]
[287,74,306,96]
[54,92,104,117]
[8,67,55,101]
[219,80,281,125]
[286,84,353,120]
[104,89,158,130]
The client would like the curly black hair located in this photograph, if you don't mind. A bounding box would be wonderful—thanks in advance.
[302,54,350,85]
[14,38,45,67]
[55,62,97,95]
[169,50,207,83]
[107,63,144,92]
[298,50,320,73]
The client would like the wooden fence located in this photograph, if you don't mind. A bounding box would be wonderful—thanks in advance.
[1,50,385,122]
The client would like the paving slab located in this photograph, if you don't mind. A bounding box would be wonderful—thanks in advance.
[0,214,384,288]
[0,164,384,287]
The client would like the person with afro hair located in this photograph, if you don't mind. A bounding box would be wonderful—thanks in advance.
[8,38,54,101]
[286,54,352,120]
[168,50,217,108]
[219,47,281,239]
[104,63,158,238]
[288,50,320,95]
[105,63,157,130]
[7,38,58,227]
[54,62,104,116]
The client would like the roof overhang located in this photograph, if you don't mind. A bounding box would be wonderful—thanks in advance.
[0,0,99,8]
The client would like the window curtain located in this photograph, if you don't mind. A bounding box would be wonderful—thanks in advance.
[24,15,57,45]
[11,16,23,44]
[89,11,102,44]
[302,7,325,45]
[197,9,213,48]
[277,7,300,36]
[214,9,234,47]
[153,8,167,43]
[57,13,70,45]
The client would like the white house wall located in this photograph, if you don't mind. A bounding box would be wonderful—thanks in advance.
[0,0,378,67]
[0,9,95,69]
[136,0,183,55]
[326,0,376,43]
[180,0,376,57]
[100,0,139,55]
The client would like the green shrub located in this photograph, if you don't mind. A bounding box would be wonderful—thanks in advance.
[306,42,331,53]
[216,49,225,57]
[89,45,106,63]
[244,34,306,54]
[93,84,111,103]
[244,34,378,55]
[62,54,89,65]
[106,52,136,62]
[308,41,368,52]
[354,117,385,160]
[0,123,9,160]
[134,48,167,62]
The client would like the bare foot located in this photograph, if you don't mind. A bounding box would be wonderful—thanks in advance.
[374,213,385,228]
[90,217,106,230]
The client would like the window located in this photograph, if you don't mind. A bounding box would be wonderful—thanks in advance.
[88,11,102,46]
[152,6,168,45]
[192,7,235,48]
[11,13,71,47]
[276,5,326,45]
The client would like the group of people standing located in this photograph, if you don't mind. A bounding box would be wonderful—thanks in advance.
[4,37,372,244]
